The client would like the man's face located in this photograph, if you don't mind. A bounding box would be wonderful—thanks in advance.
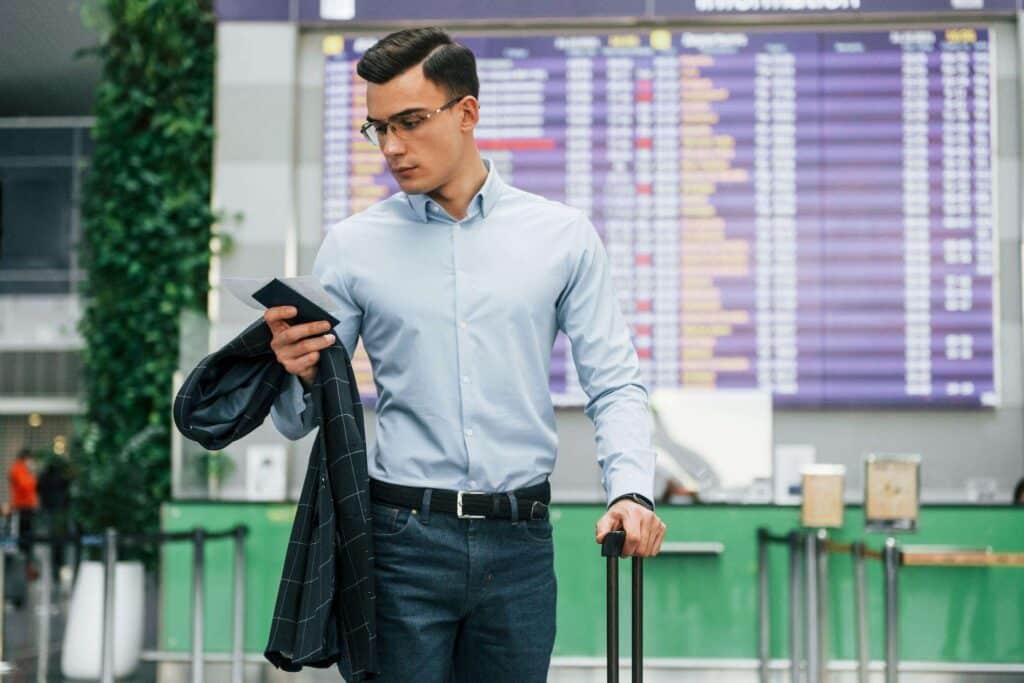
[365,63,468,195]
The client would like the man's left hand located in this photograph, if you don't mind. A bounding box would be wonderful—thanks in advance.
[595,499,666,557]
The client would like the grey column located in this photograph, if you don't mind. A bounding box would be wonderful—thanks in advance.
[883,538,900,683]
[758,531,771,683]
[37,544,52,683]
[804,531,820,683]
[192,528,206,683]
[788,532,803,683]
[815,529,829,683]
[853,542,870,683]
[100,528,117,683]
[231,526,246,683]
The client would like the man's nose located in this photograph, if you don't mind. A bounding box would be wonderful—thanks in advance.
[381,129,405,157]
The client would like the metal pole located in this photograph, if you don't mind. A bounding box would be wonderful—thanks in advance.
[231,526,246,683]
[632,557,643,683]
[606,552,614,683]
[816,529,829,683]
[804,531,820,683]
[757,530,771,683]
[884,537,900,683]
[603,530,626,683]
[608,552,619,683]
[70,525,81,589]
[101,528,117,683]
[0,539,6,661]
[787,532,803,683]
[853,543,869,683]
[37,543,52,683]
[192,528,206,683]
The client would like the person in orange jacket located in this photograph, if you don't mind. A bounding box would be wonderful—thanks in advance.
[8,448,40,571]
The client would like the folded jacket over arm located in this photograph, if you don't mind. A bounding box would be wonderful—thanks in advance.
[172,319,379,679]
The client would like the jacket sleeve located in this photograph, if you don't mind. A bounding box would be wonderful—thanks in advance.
[270,226,363,440]
[555,212,656,506]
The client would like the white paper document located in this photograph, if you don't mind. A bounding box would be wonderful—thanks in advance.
[221,276,340,315]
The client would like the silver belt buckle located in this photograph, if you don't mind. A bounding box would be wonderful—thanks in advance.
[456,491,487,519]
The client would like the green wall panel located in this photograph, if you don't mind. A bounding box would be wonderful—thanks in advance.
[161,502,1024,662]
[161,503,296,652]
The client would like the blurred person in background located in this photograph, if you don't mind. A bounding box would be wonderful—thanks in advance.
[1013,477,1024,505]
[7,447,40,580]
[38,452,73,581]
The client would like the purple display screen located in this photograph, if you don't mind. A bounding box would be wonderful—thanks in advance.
[322,28,996,409]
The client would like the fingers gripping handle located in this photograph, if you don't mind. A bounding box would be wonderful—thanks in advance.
[602,529,627,558]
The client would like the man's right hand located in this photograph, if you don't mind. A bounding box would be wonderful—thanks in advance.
[264,306,336,390]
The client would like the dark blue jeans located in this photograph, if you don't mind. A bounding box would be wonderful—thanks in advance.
[358,496,557,682]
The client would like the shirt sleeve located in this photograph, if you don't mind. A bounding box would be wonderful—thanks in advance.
[555,212,656,506]
[270,226,364,440]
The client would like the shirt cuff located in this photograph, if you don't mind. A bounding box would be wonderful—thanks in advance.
[286,374,312,412]
[605,469,655,510]
[608,492,655,511]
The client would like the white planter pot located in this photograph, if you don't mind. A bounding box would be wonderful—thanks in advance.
[61,560,144,679]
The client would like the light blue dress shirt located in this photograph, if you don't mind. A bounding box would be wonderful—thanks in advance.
[270,159,655,505]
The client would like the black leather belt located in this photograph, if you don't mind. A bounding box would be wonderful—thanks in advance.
[369,478,550,521]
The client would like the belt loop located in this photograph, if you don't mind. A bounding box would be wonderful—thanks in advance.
[506,492,518,523]
[420,488,432,525]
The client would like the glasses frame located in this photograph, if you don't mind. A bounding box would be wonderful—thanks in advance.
[359,95,467,147]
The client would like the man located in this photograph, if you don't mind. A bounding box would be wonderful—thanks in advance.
[37,453,72,581]
[266,27,665,682]
[8,448,39,573]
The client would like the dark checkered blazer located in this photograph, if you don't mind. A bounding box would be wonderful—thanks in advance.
[173,319,379,679]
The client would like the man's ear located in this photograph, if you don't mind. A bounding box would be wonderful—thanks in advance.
[458,96,480,132]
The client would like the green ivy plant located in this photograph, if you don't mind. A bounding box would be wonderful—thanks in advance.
[74,0,216,561]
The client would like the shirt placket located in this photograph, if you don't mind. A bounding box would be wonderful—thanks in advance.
[435,202,479,491]
[460,209,483,491]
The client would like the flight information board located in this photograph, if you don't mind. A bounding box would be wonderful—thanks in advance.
[322,27,996,408]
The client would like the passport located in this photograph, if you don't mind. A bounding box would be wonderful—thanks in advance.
[251,278,341,328]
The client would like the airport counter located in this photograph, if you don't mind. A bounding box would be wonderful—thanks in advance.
[159,502,1024,667]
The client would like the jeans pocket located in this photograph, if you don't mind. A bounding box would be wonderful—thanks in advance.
[518,518,553,544]
[371,502,413,537]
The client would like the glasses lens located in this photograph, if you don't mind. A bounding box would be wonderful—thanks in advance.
[361,123,379,147]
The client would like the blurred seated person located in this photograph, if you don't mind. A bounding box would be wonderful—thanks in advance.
[655,449,700,505]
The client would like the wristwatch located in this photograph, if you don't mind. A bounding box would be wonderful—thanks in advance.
[609,492,654,511]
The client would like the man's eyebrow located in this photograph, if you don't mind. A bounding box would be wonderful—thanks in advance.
[365,106,429,123]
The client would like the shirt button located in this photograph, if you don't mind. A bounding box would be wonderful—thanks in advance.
[469,480,478,488]
[465,428,474,437]
[460,321,468,329]
[462,375,470,383]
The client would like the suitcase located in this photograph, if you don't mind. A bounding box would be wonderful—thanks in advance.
[601,529,643,683]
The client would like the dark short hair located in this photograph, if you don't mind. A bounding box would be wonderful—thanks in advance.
[356,27,479,100]
[16,448,32,459]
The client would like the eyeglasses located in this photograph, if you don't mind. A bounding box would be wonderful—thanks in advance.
[359,96,466,148]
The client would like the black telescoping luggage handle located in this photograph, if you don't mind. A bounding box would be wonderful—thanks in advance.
[601,529,643,683]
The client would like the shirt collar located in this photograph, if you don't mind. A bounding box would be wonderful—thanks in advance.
[405,157,504,223]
